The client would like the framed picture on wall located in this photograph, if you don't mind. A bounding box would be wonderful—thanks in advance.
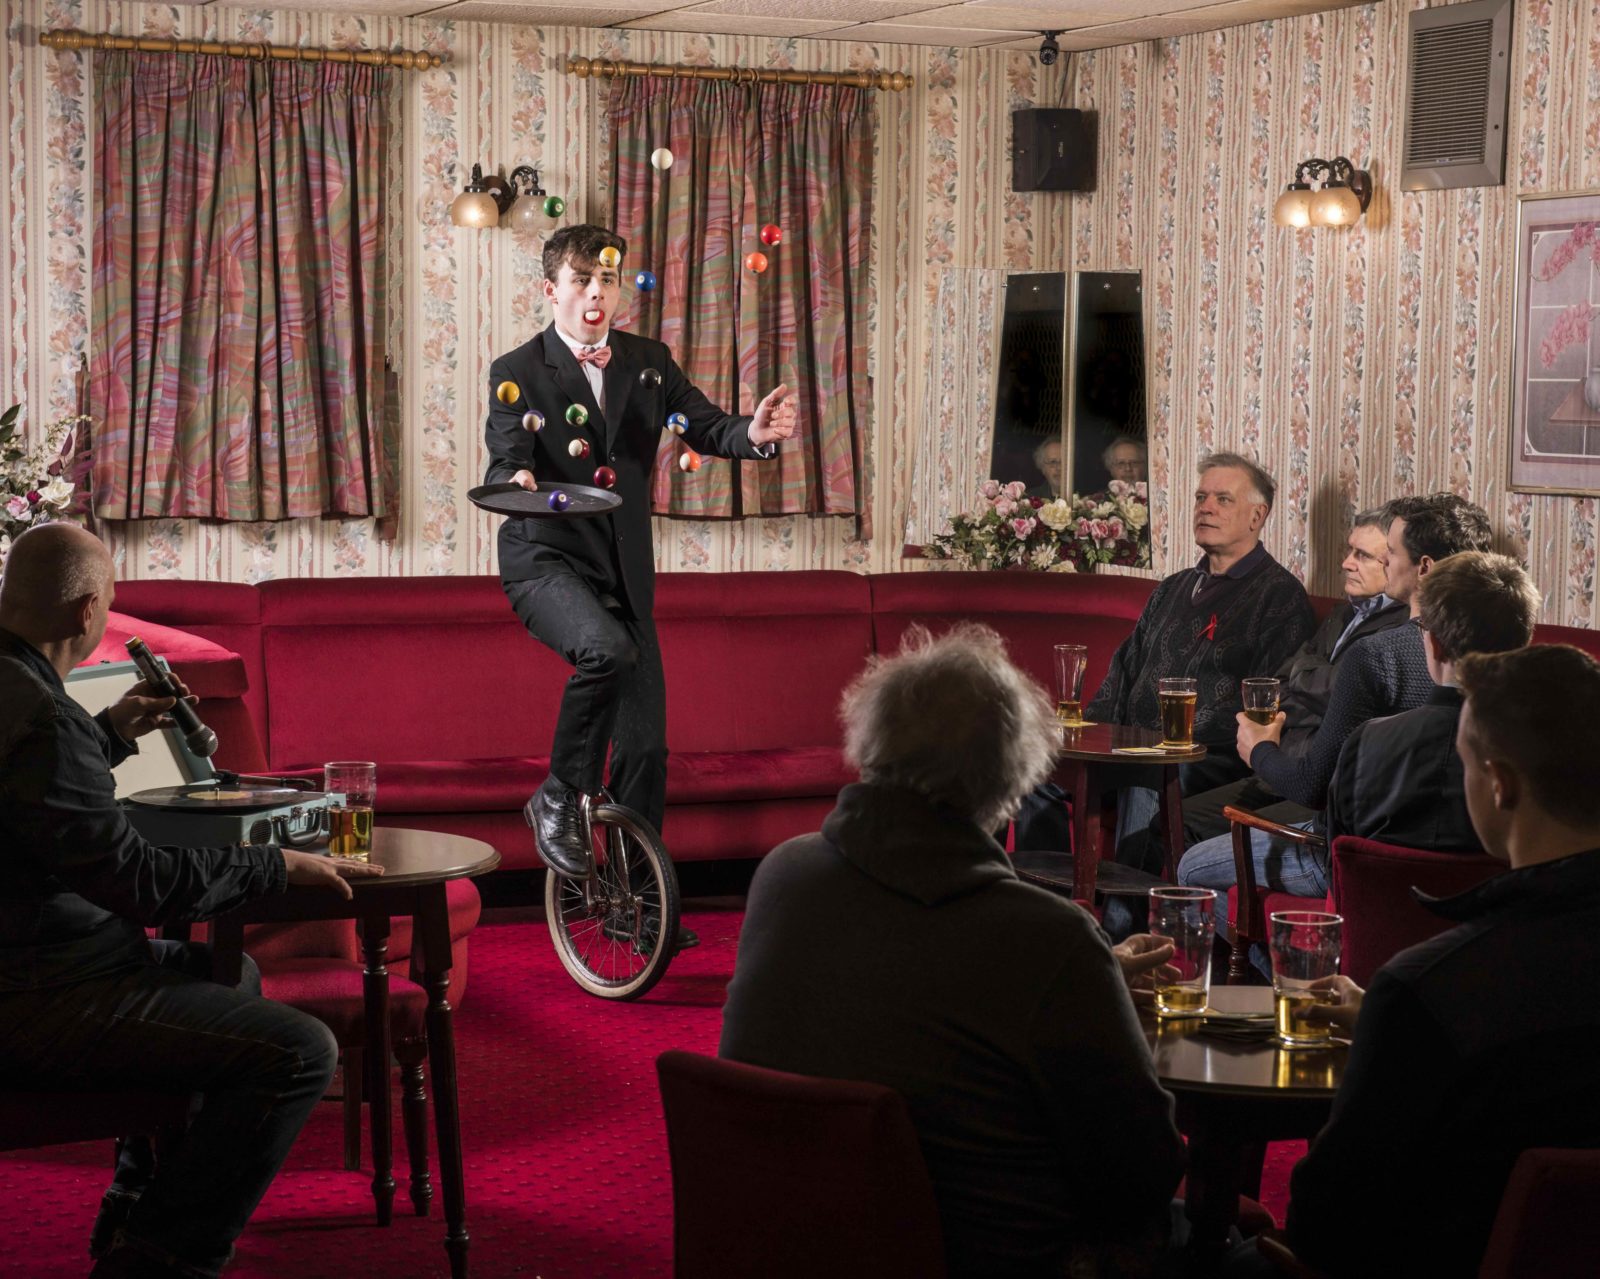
[1511,189,1600,495]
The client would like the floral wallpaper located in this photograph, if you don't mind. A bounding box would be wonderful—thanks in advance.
[0,0,1069,583]
[5,0,1600,627]
[1066,0,1600,627]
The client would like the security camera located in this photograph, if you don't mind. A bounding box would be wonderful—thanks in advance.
[1038,31,1061,66]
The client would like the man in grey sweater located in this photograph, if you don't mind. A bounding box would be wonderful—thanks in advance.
[721,624,1185,1279]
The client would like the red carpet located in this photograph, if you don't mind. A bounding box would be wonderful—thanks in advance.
[3,906,1304,1277]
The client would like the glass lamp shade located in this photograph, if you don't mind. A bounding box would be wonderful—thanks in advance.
[506,195,545,235]
[1273,185,1315,229]
[1310,182,1362,227]
[450,190,499,228]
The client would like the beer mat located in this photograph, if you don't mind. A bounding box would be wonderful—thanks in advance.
[1201,1008,1276,1024]
[1057,720,1097,729]
[1196,1022,1278,1043]
[467,481,622,519]
[1112,746,1169,756]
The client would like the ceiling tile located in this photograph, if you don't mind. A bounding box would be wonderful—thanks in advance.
[880,5,1109,32]
[620,12,851,33]
[680,0,942,18]
[841,21,1029,46]
[418,2,662,22]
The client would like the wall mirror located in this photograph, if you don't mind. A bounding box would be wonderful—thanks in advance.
[989,268,1149,510]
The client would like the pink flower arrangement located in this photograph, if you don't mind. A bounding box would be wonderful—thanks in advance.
[1535,222,1600,283]
[1539,301,1594,370]
[926,477,1152,572]
[0,405,88,569]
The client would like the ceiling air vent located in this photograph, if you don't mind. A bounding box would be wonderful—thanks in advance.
[1402,0,1512,191]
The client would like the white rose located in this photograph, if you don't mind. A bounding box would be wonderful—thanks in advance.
[1123,501,1149,530]
[1047,560,1077,572]
[1093,501,1115,518]
[1036,498,1074,531]
[38,476,74,507]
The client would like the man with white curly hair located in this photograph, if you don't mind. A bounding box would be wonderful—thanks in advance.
[720,624,1186,1279]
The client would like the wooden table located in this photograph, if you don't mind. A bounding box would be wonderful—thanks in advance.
[211,828,500,1279]
[1142,985,1346,1271]
[1051,721,1206,899]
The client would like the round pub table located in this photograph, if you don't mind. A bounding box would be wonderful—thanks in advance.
[1142,985,1347,1270]
[210,827,500,1279]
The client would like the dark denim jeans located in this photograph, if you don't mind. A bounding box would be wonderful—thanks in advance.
[0,939,337,1277]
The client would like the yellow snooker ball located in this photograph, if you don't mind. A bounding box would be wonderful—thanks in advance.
[496,381,520,405]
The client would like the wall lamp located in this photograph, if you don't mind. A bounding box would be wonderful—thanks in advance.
[1273,156,1373,228]
[450,164,561,231]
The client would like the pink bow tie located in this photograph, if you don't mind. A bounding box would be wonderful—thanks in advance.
[576,345,612,369]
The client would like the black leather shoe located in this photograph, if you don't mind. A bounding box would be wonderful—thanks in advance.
[89,1191,140,1260]
[524,779,592,878]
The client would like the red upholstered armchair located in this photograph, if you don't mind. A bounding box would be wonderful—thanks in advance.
[656,1050,948,1279]
[1329,836,1501,986]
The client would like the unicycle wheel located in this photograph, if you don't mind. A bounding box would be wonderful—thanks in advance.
[544,801,681,1000]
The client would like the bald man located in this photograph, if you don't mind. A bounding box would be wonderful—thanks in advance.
[0,524,382,1279]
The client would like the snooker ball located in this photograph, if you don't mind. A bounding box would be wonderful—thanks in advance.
[543,195,566,218]
[597,245,621,269]
[593,466,617,489]
[496,381,520,405]
[522,410,544,432]
[650,148,674,170]
[666,412,688,436]
[635,270,657,292]
[678,449,702,473]
[547,491,570,511]
[565,403,588,427]
[744,252,768,274]
[568,438,591,460]
[639,368,662,388]
[759,224,783,246]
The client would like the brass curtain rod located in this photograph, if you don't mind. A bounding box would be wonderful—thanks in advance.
[41,30,443,71]
[567,55,912,92]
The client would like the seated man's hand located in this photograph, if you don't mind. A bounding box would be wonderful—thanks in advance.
[1306,974,1364,1032]
[282,849,385,900]
[1112,934,1176,1004]
[510,469,537,491]
[1235,709,1285,764]
[107,675,196,742]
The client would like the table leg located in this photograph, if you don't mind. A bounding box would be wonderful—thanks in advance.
[1161,765,1186,883]
[418,885,469,1279]
[358,909,395,1226]
[1070,763,1100,901]
[1182,1118,1245,1274]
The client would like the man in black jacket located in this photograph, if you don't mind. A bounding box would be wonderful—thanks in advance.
[722,624,1185,1279]
[1325,552,1538,848]
[0,523,381,1279]
[484,225,796,890]
[1181,506,1405,844]
[1268,644,1600,1278]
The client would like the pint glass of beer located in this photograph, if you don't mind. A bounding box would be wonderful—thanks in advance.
[1268,911,1343,1048]
[324,761,376,859]
[1054,644,1089,726]
[1148,887,1216,1018]
[1157,677,1198,747]
[1242,677,1281,725]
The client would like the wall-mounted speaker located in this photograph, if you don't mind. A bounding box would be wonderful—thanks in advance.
[1012,109,1095,193]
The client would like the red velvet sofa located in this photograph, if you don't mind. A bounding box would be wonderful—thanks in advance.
[112,571,1600,876]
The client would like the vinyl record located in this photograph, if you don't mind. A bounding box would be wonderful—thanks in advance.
[128,783,313,811]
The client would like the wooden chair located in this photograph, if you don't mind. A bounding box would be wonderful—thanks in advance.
[656,1050,948,1279]
[1222,805,1329,982]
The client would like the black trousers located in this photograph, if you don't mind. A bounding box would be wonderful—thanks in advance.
[505,569,668,833]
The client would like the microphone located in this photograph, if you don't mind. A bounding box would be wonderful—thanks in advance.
[124,637,219,758]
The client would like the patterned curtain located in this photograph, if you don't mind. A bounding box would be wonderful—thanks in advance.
[609,76,873,520]
[89,51,397,526]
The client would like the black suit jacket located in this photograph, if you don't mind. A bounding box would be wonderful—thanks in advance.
[484,325,766,615]
[1324,685,1483,852]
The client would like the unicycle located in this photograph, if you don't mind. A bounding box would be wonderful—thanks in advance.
[543,788,682,1000]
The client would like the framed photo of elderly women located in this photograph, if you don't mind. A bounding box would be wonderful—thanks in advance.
[1511,189,1600,495]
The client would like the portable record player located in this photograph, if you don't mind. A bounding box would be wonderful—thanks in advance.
[124,775,334,849]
